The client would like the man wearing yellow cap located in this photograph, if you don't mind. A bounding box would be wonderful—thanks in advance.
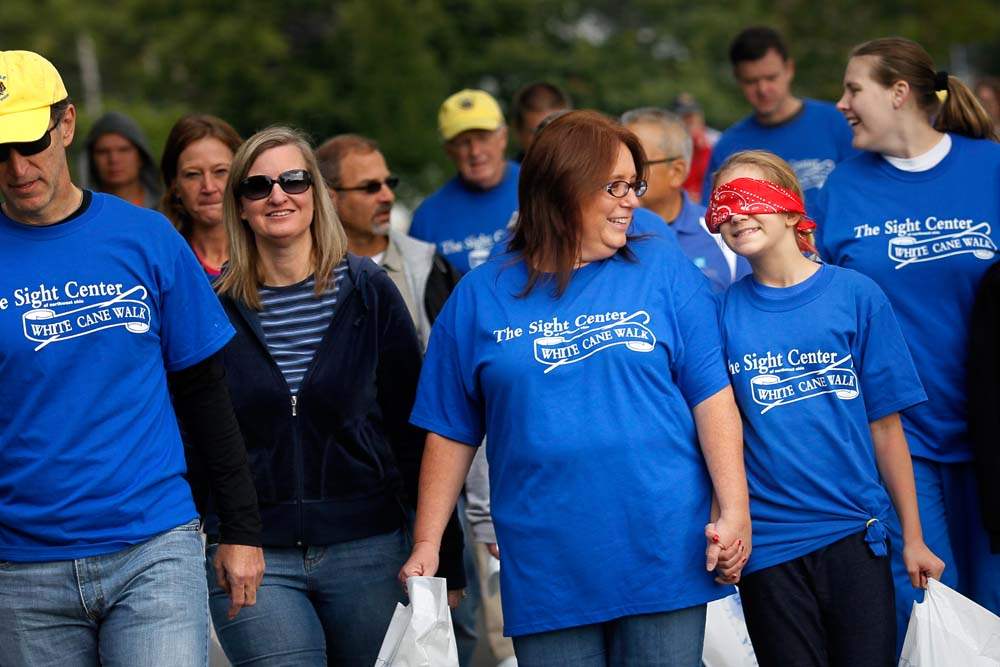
[408,89,519,273]
[0,51,263,665]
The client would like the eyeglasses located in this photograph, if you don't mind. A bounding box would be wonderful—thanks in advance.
[238,169,313,200]
[605,179,648,198]
[0,120,59,162]
[644,155,682,166]
[333,176,399,194]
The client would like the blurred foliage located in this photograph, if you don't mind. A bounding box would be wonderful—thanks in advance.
[4,0,999,203]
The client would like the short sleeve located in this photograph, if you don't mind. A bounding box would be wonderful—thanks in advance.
[409,300,484,446]
[159,242,234,372]
[669,253,731,407]
[856,297,927,421]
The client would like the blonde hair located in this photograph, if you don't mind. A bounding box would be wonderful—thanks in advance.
[712,149,816,255]
[216,126,348,309]
[851,37,998,141]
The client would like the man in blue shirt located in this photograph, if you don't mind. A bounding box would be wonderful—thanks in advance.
[704,26,856,213]
[623,107,750,292]
[0,50,263,665]
[409,89,520,274]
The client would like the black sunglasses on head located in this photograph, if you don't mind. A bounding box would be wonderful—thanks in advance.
[333,176,399,195]
[238,169,313,200]
[0,121,59,162]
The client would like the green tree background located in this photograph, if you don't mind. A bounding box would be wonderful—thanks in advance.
[4,0,999,204]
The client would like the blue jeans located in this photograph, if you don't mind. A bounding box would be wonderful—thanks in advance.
[206,529,408,666]
[0,518,208,667]
[511,605,707,667]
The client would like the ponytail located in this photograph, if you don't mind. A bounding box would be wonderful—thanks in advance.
[935,75,998,141]
[852,37,998,141]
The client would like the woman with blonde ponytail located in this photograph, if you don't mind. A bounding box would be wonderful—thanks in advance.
[814,36,1000,654]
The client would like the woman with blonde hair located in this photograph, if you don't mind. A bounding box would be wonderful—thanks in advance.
[160,114,242,278]
[205,126,466,666]
[708,149,942,666]
[815,36,1000,650]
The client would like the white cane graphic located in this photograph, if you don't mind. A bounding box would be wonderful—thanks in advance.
[758,354,854,414]
[33,285,148,351]
[893,222,994,270]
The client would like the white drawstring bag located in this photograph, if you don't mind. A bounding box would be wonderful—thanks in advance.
[899,578,1000,666]
[374,576,459,667]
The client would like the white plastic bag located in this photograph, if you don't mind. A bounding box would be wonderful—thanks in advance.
[702,591,759,667]
[374,576,459,667]
[899,578,1000,666]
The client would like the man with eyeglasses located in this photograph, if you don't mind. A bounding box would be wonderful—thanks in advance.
[0,50,263,665]
[315,134,460,351]
[408,89,519,274]
[623,107,750,292]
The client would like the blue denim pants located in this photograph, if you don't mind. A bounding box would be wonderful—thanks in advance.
[0,519,208,667]
[206,529,408,667]
[511,604,707,667]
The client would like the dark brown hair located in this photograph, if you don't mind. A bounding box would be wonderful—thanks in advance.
[511,82,572,130]
[159,114,243,237]
[851,38,998,141]
[508,110,646,297]
[314,134,380,188]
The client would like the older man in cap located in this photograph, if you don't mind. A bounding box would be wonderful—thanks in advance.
[408,89,519,273]
[0,50,263,665]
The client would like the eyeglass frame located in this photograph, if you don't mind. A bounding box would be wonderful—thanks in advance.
[643,155,683,166]
[237,169,314,201]
[332,176,399,195]
[604,179,648,198]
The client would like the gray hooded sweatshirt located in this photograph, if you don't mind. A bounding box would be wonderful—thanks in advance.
[83,111,163,209]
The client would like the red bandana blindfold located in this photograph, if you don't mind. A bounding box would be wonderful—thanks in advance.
[706,177,816,236]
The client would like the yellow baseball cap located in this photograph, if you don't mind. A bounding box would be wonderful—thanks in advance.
[0,51,68,144]
[438,89,505,142]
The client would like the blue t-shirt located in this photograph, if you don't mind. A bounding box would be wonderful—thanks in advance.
[0,193,234,562]
[703,99,856,214]
[721,264,926,572]
[409,161,520,274]
[814,135,1000,462]
[664,192,751,293]
[411,236,732,636]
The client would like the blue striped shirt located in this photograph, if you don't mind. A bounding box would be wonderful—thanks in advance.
[258,260,349,394]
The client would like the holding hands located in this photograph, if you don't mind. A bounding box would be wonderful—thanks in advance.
[705,511,752,585]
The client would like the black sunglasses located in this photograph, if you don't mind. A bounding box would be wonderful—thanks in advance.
[238,169,313,200]
[333,176,399,195]
[0,121,59,162]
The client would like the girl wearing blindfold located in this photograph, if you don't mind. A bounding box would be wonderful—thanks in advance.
[707,150,943,666]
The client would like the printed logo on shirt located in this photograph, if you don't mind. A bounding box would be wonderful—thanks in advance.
[440,229,509,270]
[0,280,151,351]
[789,159,836,191]
[852,216,997,269]
[727,348,858,413]
[491,310,656,373]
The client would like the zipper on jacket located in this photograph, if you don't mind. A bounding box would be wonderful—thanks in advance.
[291,392,304,546]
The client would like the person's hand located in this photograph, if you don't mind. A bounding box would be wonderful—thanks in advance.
[397,540,440,588]
[487,543,500,560]
[705,511,751,584]
[903,540,945,589]
[213,544,265,619]
[447,589,465,609]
